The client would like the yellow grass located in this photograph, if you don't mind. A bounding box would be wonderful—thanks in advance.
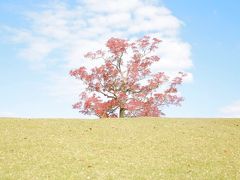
[0,117,240,179]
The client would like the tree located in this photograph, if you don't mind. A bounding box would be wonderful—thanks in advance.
[70,36,186,118]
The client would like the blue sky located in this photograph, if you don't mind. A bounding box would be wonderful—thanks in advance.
[162,0,240,117]
[0,0,240,118]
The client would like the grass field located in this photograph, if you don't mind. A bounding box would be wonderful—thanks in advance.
[0,117,240,179]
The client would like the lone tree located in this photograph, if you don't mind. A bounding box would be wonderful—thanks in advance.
[70,36,186,118]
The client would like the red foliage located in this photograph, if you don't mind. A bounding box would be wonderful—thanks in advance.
[70,36,186,118]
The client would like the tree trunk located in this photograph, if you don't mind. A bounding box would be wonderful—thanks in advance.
[119,108,125,118]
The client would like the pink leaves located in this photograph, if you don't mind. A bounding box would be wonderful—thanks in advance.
[106,38,128,56]
[69,67,86,77]
[84,50,105,59]
[171,72,187,85]
[69,67,94,83]
[150,37,162,51]
[72,102,82,109]
[134,36,161,52]
[76,93,119,118]
[138,35,151,49]
[70,35,186,118]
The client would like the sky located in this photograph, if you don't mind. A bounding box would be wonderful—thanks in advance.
[0,0,240,118]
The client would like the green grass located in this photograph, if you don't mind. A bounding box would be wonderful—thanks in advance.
[0,117,240,179]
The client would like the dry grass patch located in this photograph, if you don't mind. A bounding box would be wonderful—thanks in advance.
[0,117,240,179]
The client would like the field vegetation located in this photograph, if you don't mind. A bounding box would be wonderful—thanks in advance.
[0,117,240,179]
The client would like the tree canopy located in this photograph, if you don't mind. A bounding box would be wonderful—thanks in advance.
[70,36,186,118]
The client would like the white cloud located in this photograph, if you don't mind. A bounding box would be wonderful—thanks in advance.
[0,111,18,118]
[19,38,58,62]
[151,36,192,71]
[221,101,240,117]
[5,0,193,115]
[44,74,82,103]
[82,0,139,13]
[8,0,192,70]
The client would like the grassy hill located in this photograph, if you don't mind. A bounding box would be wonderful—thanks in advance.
[0,117,240,179]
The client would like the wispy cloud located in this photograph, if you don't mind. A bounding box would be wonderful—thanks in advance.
[4,0,193,109]
[0,111,18,118]
[7,0,192,68]
[220,101,240,117]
